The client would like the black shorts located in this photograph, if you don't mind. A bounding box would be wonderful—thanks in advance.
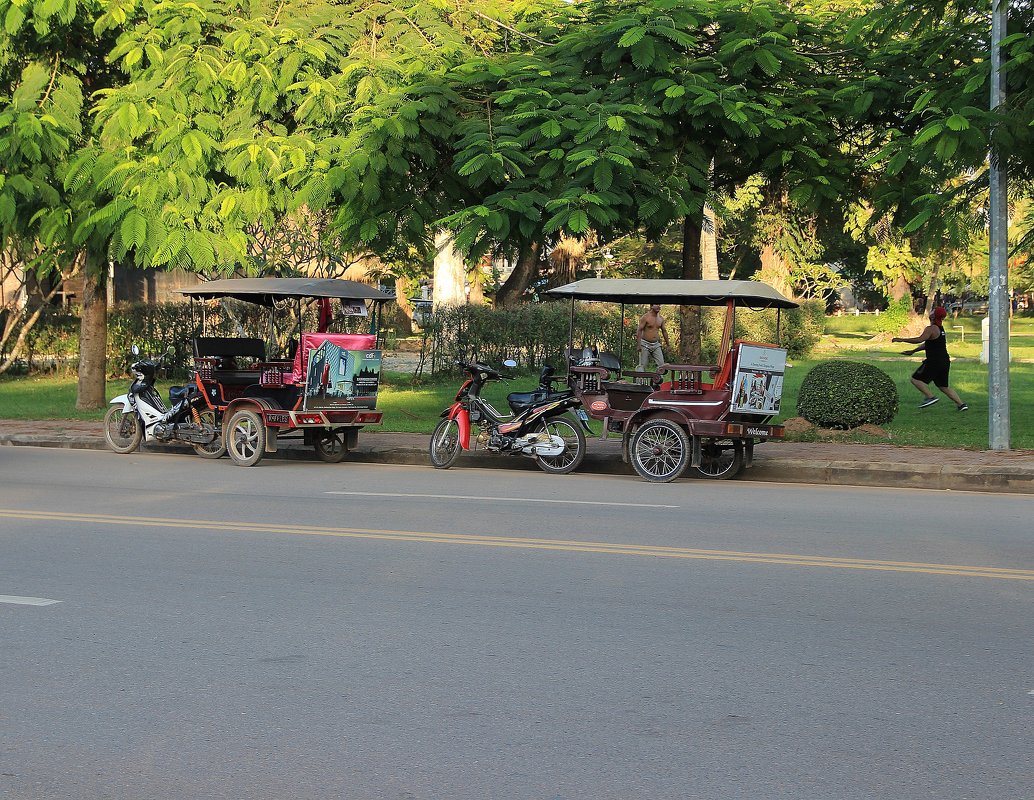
[913,359,950,388]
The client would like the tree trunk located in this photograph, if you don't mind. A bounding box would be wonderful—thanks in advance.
[495,242,539,308]
[393,277,415,335]
[758,242,794,299]
[679,216,702,364]
[701,203,719,280]
[432,231,467,310]
[890,274,911,303]
[923,260,942,316]
[76,255,107,410]
[467,264,487,305]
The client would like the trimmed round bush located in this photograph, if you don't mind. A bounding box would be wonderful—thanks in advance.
[796,360,899,429]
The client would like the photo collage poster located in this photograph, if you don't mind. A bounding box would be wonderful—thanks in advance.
[730,343,788,415]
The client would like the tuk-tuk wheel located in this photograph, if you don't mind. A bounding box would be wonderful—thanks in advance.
[630,419,690,483]
[692,438,744,480]
[314,429,349,463]
[226,408,265,467]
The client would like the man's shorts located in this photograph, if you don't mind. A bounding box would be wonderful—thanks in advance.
[913,359,950,388]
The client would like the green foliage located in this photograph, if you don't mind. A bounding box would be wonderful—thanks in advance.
[873,296,913,335]
[699,299,824,361]
[796,360,899,429]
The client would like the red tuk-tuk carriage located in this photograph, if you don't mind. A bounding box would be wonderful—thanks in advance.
[547,279,798,482]
[179,278,394,467]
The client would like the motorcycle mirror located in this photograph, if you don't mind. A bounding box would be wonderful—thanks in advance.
[502,359,518,369]
[131,344,140,356]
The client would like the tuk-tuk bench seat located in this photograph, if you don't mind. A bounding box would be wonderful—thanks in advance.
[657,364,719,394]
[211,368,262,385]
[193,337,266,361]
[602,380,653,411]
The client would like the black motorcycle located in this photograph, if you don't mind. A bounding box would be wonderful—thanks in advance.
[430,360,590,474]
[104,346,225,459]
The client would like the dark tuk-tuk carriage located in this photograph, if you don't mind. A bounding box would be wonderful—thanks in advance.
[179,278,393,467]
[547,279,798,482]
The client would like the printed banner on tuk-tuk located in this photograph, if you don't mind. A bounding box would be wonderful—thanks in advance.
[304,341,382,410]
[730,343,787,415]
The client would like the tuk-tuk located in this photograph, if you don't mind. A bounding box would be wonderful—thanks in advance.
[547,279,798,482]
[179,278,394,467]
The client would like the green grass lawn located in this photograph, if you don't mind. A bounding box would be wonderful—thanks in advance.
[3,344,1032,450]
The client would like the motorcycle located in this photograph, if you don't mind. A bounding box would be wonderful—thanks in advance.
[104,345,226,459]
[429,360,591,474]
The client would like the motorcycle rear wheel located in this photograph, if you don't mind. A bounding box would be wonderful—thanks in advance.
[429,418,462,469]
[192,409,226,459]
[534,416,585,475]
[104,406,142,454]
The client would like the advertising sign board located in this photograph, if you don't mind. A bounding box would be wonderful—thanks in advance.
[730,343,787,415]
[304,343,382,410]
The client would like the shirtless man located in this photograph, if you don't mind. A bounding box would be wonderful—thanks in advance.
[636,304,671,372]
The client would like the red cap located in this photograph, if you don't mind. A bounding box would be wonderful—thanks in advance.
[932,307,948,322]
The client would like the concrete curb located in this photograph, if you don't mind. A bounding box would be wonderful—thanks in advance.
[2,428,1033,494]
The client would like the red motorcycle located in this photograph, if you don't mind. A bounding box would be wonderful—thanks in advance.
[430,360,589,474]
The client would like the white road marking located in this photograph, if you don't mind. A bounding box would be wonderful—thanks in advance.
[325,491,679,509]
[0,595,61,606]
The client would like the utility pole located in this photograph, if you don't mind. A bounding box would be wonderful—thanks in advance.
[988,0,1010,450]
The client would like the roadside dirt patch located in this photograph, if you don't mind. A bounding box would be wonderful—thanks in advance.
[781,417,815,434]
[855,423,892,439]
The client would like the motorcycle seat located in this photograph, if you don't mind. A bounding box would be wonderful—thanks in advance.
[507,387,572,413]
[168,385,199,404]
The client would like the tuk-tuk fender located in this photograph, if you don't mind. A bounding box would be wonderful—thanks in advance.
[224,396,284,453]
[625,408,689,438]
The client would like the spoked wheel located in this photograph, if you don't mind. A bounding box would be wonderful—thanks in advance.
[534,416,585,475]
[104,406,142,454]
[314,429,349,463]
[693,438,744,480]
[429,418,462,469]
[192,409,226,459]
[630,419,689,483]
[226,408,266,467]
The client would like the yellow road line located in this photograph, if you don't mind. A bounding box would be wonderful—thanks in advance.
[3,508,1033,581]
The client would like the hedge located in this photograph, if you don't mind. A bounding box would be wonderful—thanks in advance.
[10,296,825,378]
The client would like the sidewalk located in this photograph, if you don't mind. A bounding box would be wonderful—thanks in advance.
[2,419,1033,494]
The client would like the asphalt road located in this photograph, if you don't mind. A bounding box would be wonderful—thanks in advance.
[2,447,1032,800]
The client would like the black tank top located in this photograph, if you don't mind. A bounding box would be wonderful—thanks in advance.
[926,325,948,363]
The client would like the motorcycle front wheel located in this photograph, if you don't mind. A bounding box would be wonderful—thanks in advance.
[429,418,462,469]
[192,409,226,459]
[534,416,585,475]
[104,406,142,454]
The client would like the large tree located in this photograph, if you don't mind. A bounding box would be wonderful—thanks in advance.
[438,0,864,356]
[0,0,126,405]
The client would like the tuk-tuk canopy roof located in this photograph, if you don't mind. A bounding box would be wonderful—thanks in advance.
[179,278,394,306]
[547,279,798,309]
